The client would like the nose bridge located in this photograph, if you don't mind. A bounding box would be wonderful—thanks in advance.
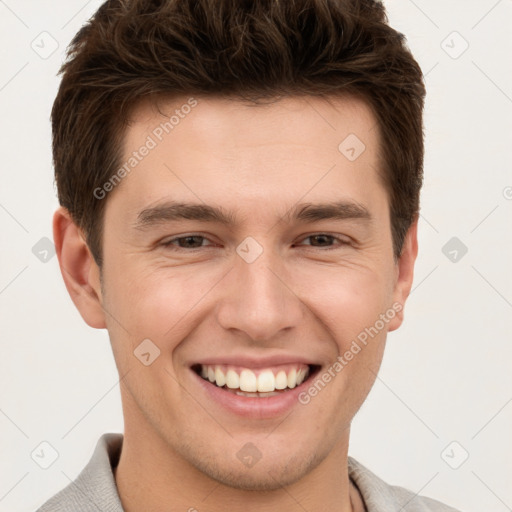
[216,243,303,341]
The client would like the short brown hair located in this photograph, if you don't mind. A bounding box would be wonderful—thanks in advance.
[52,0,425,266]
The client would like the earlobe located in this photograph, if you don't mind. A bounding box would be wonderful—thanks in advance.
[387,217,419,332]
[53,207,107,329]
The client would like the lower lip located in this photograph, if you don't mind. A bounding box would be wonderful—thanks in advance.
[191,368,317,419]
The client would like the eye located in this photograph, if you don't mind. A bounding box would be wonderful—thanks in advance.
[160,233,349,251]
[296,233,349,249]
[161,235,213,250]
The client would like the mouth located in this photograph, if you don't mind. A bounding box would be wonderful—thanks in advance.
[191,363,321,398]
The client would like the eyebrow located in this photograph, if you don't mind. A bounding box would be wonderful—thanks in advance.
[134,200,372,230]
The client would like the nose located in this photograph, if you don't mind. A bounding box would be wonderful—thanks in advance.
[216,245,304,343]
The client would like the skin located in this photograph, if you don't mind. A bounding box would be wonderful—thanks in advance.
[54,94,418,512]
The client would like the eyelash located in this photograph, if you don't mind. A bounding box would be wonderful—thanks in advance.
[161,233,350,251]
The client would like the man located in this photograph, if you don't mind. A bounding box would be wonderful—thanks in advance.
[37,0,462,510]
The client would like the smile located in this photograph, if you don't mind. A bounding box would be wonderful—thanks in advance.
[192,363,319,397]
[190,356,322,418]
[192,363,317,398]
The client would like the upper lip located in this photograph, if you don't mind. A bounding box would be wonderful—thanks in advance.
[190,354,320,369]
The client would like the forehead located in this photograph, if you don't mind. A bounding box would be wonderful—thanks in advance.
[108,94,385,219]
[126,94,379,151]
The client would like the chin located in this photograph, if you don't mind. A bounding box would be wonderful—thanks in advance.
[187,446,324,491]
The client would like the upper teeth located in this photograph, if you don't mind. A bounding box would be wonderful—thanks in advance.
[199,365,310,392]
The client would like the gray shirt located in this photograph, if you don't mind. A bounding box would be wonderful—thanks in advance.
[36,433,462,511]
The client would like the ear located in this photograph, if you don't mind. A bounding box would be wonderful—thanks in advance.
[387,217,419,332]
[53,207,106,329]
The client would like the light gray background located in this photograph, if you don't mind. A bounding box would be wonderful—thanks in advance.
[0,1,511,511]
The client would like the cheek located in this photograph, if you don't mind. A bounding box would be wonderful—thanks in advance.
[103,261,226,341]
[294,262,393,342]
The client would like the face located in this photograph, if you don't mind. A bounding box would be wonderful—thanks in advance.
[59,94,417,491]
